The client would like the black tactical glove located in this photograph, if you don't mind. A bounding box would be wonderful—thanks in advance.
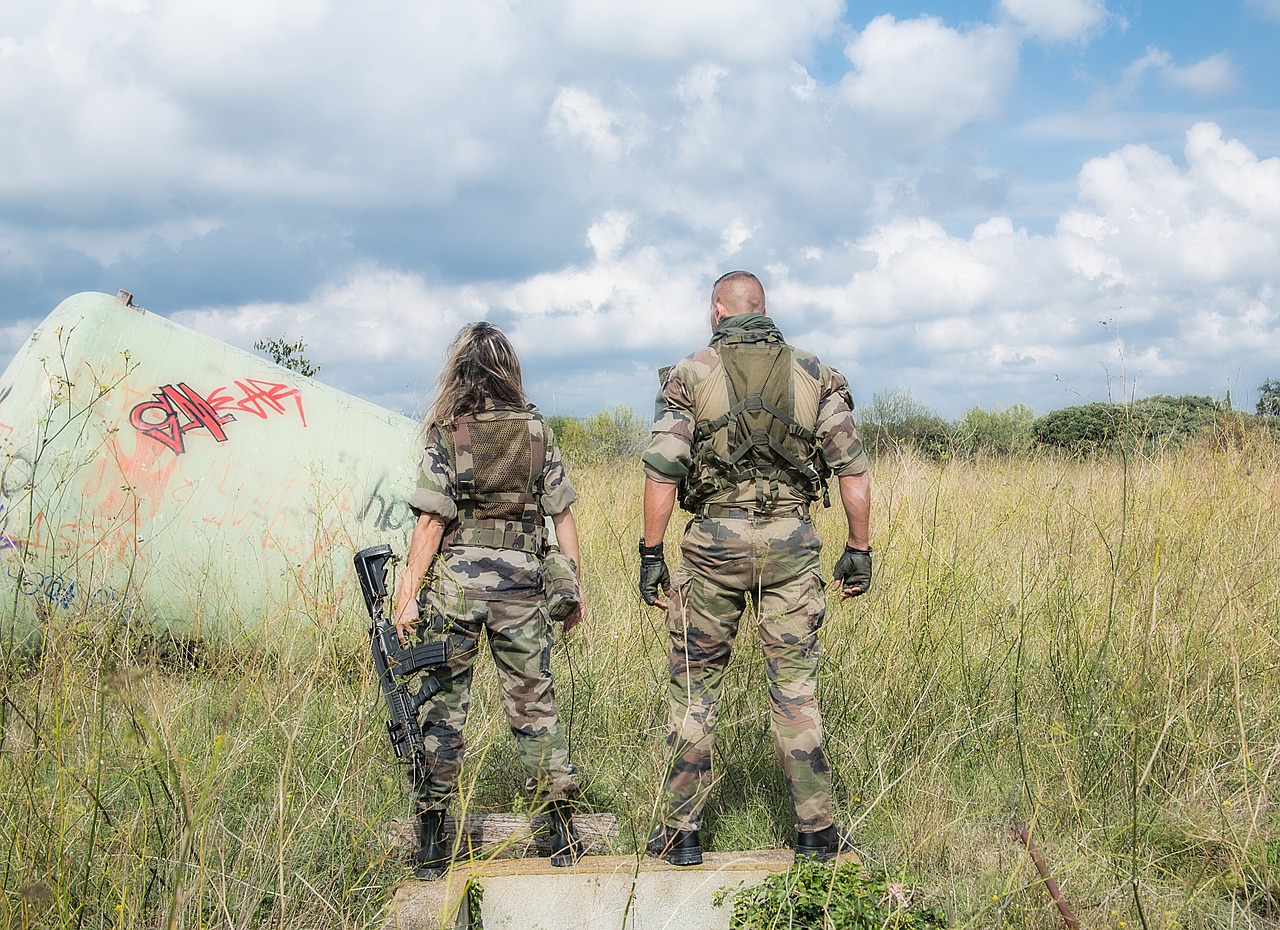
[832,545,872,597]
[638,539,671,606]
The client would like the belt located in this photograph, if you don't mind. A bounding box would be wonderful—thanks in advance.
[699,503,809,520]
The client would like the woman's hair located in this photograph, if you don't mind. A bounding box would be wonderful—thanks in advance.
[425,322,527,428]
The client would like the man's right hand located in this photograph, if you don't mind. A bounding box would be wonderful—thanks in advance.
[832,545,872,599]
[638,539,671,609]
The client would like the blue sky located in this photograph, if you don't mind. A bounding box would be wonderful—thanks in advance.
[2,0,1278,420]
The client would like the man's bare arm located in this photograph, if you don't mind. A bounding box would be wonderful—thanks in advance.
[838,472,870,550]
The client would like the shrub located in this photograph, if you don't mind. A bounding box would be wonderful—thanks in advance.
[860,390,953,462]
[954,404,1035,457]
[1257,378,1280,418]
[549,406,648,462]
[546,414,587,459]
[718,859,948,929]
[1032,395,1223,455]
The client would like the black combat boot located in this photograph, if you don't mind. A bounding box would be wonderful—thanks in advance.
[795,824,856,862]
[646,825,702,866]
[547,800,583,867]
[413,809,449,880]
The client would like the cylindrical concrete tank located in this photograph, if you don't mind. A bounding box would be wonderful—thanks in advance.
[0,291,419,645]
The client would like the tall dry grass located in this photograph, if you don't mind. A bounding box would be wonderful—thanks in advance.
[2,434,1278,928]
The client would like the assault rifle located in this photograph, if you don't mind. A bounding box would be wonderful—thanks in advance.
[353,544,449,786]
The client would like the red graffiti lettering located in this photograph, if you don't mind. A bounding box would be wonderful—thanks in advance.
[130,383,235,455]
[207,379,307,427]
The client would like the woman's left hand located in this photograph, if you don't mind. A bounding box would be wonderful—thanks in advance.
[562,600,585,635]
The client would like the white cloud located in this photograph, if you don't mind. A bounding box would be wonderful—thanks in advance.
[548,88,632,163]
[1246,0,1280,23]
[157,123,1280,418]
[840,16,1020,151]
[1161,53,1238,97]
[0,1,551,213]
[1066,123,1280,285]
[1121,48,1238,99]
[586,212,634,263]
[762,122,1279,413]
[721,219,757,256]
[174,268,477,371]
[1000,0,1108,42]
[554,0,842,62]
[676,63,730,108]
[1185,122,1280,220]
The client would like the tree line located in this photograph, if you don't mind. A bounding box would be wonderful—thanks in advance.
[548,383,1280,463]
[254,338,1279,463]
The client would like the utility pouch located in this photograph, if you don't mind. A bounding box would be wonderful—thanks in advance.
[543,547,581,622]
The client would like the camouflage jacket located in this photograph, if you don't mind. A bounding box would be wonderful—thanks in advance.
[408,406,576,601]
[642,313,867,511]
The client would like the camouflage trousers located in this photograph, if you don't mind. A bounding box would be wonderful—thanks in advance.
[411,588,579,811]
[661,513,833,834]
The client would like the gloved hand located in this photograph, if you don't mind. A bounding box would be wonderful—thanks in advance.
[832,545,872,598]
[638,539,671,607]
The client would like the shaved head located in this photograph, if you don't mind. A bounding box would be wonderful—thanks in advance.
[710,271,766,317]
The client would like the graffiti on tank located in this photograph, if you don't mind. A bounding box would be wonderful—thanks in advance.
[0,502,25,551]
[358,474,416,532]
[208,379,308,427]
[1,446,35,497]
[130,383,234,455]
[129,378,307,454]
[4,562,132,617]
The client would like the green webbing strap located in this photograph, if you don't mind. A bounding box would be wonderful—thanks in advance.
[529,416,547,493]
[453,418,475,498]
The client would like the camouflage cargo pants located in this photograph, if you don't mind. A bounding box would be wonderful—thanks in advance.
[661,513,833,834]
[412,589,579,810]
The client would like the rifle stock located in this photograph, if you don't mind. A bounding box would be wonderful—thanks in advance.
[354,544,448,786]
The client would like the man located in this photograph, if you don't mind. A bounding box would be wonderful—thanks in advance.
[638,270,871,865]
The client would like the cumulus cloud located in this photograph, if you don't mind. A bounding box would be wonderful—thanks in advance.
[840,15,1020,151]
[999,0,1108,42]
[170,229,710,415]
[554,0,842,61]
[165,123,1280,419]
[548,88,635,163]
[814,122,1280,410]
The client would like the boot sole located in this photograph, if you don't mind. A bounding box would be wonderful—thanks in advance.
[647,846,703,866]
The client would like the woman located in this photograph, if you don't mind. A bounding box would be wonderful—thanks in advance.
[391,322,585,880]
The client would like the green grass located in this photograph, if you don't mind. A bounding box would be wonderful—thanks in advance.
[3,435,1279,928]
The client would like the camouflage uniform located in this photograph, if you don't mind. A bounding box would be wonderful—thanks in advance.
[407,406,580,810]
[642,313,867,834]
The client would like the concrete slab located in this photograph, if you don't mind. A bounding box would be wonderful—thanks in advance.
[383,849,859,930]
[475,851,794,930]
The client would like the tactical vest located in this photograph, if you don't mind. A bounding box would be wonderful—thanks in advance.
[680,334,829,514]
[445,407,547,554]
